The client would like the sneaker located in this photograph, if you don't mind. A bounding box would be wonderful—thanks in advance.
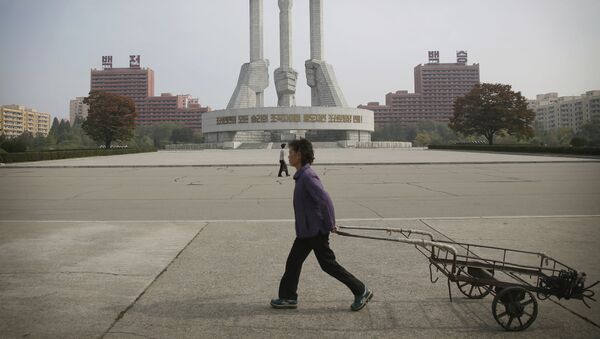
[270,298,298,309]
[351,287,373,311]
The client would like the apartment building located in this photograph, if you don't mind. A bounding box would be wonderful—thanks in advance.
[0,105,51,138]
[530,91,600,132]
[90,55,209,131]
[359,51,480,124]
[69,97,89,125]
[141,93,208,130]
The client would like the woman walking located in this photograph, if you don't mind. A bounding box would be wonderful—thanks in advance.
[270,139,372,311]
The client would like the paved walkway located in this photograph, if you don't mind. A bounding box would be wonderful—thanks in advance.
[4,148,598,167]
[1,150,599,338]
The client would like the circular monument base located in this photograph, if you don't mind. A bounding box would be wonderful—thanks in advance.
[201,106,374,143]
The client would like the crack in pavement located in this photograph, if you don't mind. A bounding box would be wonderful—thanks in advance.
[352,200,384,218]
[69,190,98,200]
[230,185,254,199]
[100,222,210,339]
[106,332,158,339]
[471,171,537,183]
[0,271,146,277]
[406,182,460,197]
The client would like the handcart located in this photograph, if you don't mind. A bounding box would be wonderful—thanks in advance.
[336,225,598,331]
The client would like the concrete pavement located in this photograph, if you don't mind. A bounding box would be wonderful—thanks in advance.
[2,218,598,338]
[4,148,598,168]
[1,149,599,338]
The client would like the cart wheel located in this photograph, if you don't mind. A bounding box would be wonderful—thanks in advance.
[455,266,492,299]
[492,286,538,331]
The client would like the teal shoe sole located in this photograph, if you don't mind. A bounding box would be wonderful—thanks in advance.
[270,301,298,309]
[351,290,373,311]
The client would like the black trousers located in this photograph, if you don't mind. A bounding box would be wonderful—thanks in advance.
[278,160,289,176]
[278,234,365,300]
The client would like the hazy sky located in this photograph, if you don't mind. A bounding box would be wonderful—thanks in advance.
[1,0,599,120]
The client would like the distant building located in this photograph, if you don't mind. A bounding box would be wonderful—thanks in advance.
[69,97,89,125]
[359,51,480,124]
[141,93,207,130]
[90,60,155,109]
[89,55,210,131]
[0,105,51,138]
[529,91,600,133]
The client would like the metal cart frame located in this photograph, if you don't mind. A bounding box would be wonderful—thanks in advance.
[337,225,598,331]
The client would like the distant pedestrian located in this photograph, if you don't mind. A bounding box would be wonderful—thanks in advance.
[278,143,289,177]
[270,139,372,311]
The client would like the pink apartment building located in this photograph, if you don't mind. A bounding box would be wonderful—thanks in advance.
[360,51,479,124]
[90,55,209,131]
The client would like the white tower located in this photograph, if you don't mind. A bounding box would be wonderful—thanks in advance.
[274,0,299,107]
[305,0,347,107]
[227,0,270,109]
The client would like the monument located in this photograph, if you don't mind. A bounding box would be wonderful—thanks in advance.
[305,0,347,107]
[202,0,374,146]
[274,0,298,108]
[227,0,269,109]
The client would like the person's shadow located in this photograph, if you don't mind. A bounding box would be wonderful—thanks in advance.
[127,297,347,321]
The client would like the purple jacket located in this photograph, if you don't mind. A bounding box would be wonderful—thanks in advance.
[293,164,336,238]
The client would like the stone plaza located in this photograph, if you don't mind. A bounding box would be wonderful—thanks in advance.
[1,148,599,338]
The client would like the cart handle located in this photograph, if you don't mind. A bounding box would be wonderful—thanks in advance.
[339,226,553,265]
[337,225,435,241]
[335,227,457,256]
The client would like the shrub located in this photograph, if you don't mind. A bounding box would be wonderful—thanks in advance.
[428,144,600,156]
[570,137,588,147]
[0,139,27,153]
[0,147,156,163]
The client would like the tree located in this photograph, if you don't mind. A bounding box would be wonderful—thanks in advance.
[449,83,535,145]
[531,126,573,146]
[570,137,587,147]
[414,132,432,147]
[577,119,600,146]
[47,117,60,145]
[372,120,462,145]
[0,133,28,152]
[57,119,71,143]
[134,123,181,149]
[82,91,137,148]
[32,133,47,150]
[170,127,195,144]
[72,115,84,128]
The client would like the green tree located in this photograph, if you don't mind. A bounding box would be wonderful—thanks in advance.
[57,119,71,143]
[152,123,179,148]
[531,126,573,146]
[47,117,60,145]
[372,122,418,142]
[32,133,47,150]
[17,131,34,150]
[577,119,600,146]
[72,115,84,128]
[372,120,461,145]
[0,133,28,152]
[449,83,535,145]
[170,127,195,144]
[414,132,432,146]
[82,91,137,148]
[193,132,204,144]
[132,123,180,149]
